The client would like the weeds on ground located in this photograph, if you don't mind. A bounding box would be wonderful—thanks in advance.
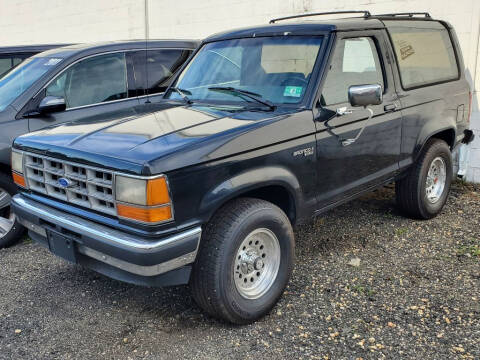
[457,244,480,258]
[350,284,376,297]
[456,238,480,258]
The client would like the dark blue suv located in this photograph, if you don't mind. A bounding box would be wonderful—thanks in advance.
[10,12,475,324]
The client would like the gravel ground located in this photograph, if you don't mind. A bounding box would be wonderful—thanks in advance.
[0,182,479,360]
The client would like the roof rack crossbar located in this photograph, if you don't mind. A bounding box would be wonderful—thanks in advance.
[269,10,371,24]
[374,12,431,18]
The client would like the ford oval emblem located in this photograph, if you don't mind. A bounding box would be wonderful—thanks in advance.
[58,177,73,188]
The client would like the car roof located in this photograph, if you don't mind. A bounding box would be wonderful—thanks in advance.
[204,18,385,42]
[32,39,200,59]
[0,44,71,54]
[204,16,445,42]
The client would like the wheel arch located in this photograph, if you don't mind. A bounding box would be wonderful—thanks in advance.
[199,166,302,226]
[414,127,456,163]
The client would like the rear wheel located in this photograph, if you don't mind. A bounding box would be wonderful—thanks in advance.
[191,198,294,324]
[0,172,24,248]
[395,139,453,219]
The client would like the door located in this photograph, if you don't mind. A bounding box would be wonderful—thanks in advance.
[314,30,402,208]
[28,52,140,132]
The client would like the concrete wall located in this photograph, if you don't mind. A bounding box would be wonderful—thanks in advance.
[0,0,146,44]
[0,0,479,181]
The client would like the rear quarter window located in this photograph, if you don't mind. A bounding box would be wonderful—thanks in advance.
[386,20,459,89]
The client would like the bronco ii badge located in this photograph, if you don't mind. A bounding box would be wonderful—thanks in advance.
[293,147,314,157]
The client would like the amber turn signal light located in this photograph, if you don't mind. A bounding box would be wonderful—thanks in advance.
[12,172,26,188]
[117,203,172,223]
[115,175,171,206]
[146,177,170,206]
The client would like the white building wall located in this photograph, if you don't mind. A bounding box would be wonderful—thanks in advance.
[0,0,479,181]
[0,0,146,44]
[468,24,480,182]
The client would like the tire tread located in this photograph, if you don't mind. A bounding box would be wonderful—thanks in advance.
[395,139,451,219]
[191,198,291,324]
[0,172,24,248]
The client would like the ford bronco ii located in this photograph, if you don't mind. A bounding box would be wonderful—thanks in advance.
[10,12,475,324]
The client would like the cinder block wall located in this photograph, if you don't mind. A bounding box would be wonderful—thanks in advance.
[0,0,146,43]
[0,0,479,181]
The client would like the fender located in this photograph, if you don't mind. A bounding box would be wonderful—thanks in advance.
[404,98,457,166]
[199,165,304,223]
[413,125,456,164]
[0,142,11,168]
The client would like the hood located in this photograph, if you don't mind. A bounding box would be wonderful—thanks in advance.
[14,102,312,175]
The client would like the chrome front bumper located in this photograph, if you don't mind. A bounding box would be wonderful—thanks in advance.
[12,194,201,283]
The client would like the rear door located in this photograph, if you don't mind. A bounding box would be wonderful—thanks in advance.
[314,30,402,208]
[28,51,140,132]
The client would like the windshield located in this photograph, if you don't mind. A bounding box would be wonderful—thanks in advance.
[166,36,323,106]
[0,57,63,111]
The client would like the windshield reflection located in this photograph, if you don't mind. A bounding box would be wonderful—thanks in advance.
[166,36,323,106]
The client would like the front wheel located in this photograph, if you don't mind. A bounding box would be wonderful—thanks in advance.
[0,172,25,248]
[396,139,453,219]
[191,198,294,324]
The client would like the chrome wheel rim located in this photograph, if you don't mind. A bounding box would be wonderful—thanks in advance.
[0,188,15,238]
[426,157,447,204]
[233,228,281,300]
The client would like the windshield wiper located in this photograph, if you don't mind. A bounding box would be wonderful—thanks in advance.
[169,87,193,104]
[208,86,275,111]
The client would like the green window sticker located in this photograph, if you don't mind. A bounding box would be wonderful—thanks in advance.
[284,86,303,97]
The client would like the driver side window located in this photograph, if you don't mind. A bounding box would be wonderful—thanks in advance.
[46,52,128,109]
[321,37,384,106]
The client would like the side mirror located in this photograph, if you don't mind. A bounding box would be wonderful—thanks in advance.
[38,96,66,114]
[348,84,382,107]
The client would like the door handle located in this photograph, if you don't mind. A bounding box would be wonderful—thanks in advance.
[336,106,353,116]
[384,103,397,112]
[340,108,374,146]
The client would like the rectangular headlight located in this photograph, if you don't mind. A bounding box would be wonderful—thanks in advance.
[115,175,148,205]
[11,151,23,174]
[115,174,173,223]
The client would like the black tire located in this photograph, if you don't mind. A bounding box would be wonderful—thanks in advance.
[395,139,453,219]
[191,198,294,324]
[0,172,25,248]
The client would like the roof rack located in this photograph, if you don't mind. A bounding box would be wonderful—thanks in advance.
[374,12,431,18]
[269,10,371,24]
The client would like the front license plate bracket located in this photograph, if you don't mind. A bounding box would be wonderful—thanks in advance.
[47,230,77,263]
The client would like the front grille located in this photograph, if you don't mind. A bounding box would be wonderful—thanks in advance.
[24,153,116,216]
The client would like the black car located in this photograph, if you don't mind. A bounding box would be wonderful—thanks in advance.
[11,12,474,324]
[0,44,71,77]
[0,40,198,247]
